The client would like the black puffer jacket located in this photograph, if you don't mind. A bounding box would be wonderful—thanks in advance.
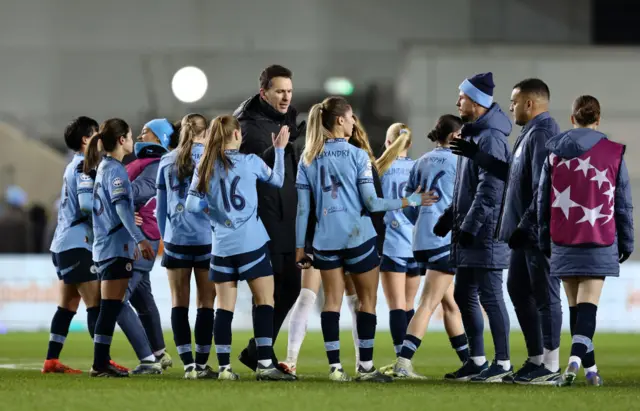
[233,94,306,254]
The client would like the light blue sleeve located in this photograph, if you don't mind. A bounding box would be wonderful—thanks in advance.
[186,168,207,213]
[251,148,285,188]
[115,201,146,244]
[356,151,403,212]
[155,165,168,237]
[295,164,311,249]
[76,170,94,216]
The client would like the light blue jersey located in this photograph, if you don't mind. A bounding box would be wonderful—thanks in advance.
[156,143,211,247]
[186,148,285,257]
[295,138,404,251]
[50,154,94,253]
[405,147,457,252]
[381,157,415,258]
[92,156,137,262]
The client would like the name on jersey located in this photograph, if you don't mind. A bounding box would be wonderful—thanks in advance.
[317,149,349,159]
[385,167,411,176]
[427,156,447,164]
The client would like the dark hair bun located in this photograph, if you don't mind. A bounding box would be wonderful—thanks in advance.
[573,95,601,126]
[427,130,438,142]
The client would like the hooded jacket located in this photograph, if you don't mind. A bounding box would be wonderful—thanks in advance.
[234,94,306,255]
[537,128,633,276]
[445,103,513,269]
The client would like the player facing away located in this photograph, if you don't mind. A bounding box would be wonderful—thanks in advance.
[156,114,217,379]
[43,117,101,374]
[83,119,155,377]
[295,97,425,383]
[537,96,634,387]
[375,124,422,360]
[186,115,295,381]
[386,115,471,379]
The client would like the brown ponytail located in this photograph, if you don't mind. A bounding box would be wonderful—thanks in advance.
[83,118,130,174]
[196,115,239,194]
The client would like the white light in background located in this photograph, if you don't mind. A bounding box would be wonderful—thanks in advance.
[323,77,354,95]
[171,66,208,103]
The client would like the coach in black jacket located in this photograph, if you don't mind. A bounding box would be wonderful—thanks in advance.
[233,65,305,372]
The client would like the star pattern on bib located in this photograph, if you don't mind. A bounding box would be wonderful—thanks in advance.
[551,153,615,227]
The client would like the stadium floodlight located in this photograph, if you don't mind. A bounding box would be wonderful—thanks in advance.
[171,66,208,103]
[323,77,354,96]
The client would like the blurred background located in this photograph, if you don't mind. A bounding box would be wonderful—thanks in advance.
[1,0,640,331]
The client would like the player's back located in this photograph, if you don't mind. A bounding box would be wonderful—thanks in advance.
[158,144,211,246]
[50,154,94,253]
[380,157,415,257]
[300,138,377,250]
[201,150,269,257]
[409,147,457,251]
[92,156,135,262]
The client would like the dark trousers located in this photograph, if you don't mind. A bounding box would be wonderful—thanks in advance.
[244,252,301,363]
[454,267,510,361]
[507,248,562,357]
[125,270,165,353]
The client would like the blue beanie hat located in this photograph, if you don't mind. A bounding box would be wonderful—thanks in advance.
[459,72,495,108]
[144,118,174,149]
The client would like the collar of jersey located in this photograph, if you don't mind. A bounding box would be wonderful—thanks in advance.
[224,149,239,154]
[326,138,346,143]
[74,153,84,158]
[396,156,412,160]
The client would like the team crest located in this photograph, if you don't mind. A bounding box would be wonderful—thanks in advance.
[125,262,132,272]
[391,220,399,228]
[225,219,232,227]
[323,208,328,216]
[176,204,184,213]
[90,265,97,274]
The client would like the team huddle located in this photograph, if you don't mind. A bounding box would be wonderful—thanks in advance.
[42,65,633,387]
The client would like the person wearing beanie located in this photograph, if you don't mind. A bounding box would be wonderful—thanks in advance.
[433,72,514,382]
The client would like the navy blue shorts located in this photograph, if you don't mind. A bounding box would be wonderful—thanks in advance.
[380,255,423,276]
[95,257,135,281]
[414,246,455,275]
[210,243,273,283]
[51,248,97,284]
[162,243,212,270]
[313,237,380,275]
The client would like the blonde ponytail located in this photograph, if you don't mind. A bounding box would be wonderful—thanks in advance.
[351,115,377,170]
[376,123,412,175]
[302,104,327,166]
[176,114,207,182]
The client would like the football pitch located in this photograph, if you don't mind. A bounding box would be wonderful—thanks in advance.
[1,331,639,411]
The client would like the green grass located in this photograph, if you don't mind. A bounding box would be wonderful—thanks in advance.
[1,331,640,411]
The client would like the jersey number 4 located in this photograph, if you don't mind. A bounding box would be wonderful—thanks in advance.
[220,176,245,212]
[320,166,342,199]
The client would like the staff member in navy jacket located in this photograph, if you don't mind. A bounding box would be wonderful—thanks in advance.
[434,72,513,382]
[538,95,633,387]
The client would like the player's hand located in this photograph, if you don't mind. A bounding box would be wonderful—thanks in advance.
[508,227,532,250]
[138,239,155,261]
[405,185,423,207]
[296,247,312,270]
[134,212,143,226]
[272,125,290,149]
[457,230,474,247]
[421,190,439,206]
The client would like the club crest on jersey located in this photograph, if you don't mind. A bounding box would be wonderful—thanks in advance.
[125,262,132,272]
[225,219,232,227]
[391,220,399,228]
[176,204,184,213]
[323,208,328,216]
